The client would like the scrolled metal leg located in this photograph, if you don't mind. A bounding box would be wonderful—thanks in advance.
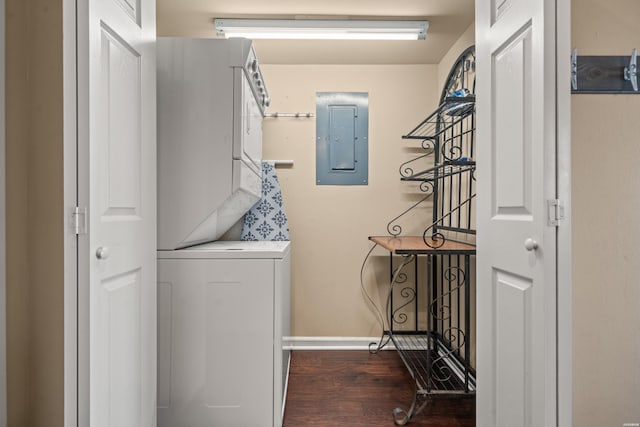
[368,334,392,354]
[392,407,410,425]
[392,379,430,425]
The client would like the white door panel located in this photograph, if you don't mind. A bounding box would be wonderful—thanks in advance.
[494,270,533,427]
[81,0,156,424]
[93,270,143,426]
[476,0,557,426]
[493,28,533,218]
[98,25,142,219]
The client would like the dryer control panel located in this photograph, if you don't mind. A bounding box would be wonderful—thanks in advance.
[244,47,270,113]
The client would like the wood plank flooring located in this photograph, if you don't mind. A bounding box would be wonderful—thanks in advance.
[283,350,475,427]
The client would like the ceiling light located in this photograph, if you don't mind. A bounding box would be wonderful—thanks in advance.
[214,19,428,41]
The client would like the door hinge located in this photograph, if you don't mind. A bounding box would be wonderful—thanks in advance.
[72,206,87,235]
[547,199,565,226]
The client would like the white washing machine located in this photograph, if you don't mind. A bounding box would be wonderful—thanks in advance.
[157,241,291,427]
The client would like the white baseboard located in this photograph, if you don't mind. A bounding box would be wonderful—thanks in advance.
[283,336,395,351]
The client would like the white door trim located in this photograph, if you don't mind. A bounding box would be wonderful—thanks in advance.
[0,0,7,424]
[556,0,572,425]
[63,0,78,425]
[58,2,573,426]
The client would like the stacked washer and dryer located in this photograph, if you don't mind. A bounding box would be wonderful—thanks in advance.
[156,38,291,427]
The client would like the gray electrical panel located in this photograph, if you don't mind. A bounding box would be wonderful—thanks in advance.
[316,92,369,185]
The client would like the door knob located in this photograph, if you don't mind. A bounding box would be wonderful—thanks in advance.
[96,246,110,260]
[524,238,538,252]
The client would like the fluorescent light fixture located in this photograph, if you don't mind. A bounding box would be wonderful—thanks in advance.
[214,19,428,41]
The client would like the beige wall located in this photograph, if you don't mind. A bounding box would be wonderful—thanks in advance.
[259,29,476,337]
[6,1,30,424]
[572,0,640,425]
[261,64,439,336]
[6,0,65,426]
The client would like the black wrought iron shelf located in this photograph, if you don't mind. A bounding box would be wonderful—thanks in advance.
[368,45,477,426]
[368,234,477,425]
[369,236,475,255]
[401,160,475,182]
[388,333,476,395]
[402,96,475,141]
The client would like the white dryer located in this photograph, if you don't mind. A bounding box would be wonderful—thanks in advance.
[157,37,270,249]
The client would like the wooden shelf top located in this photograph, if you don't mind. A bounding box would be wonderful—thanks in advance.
[369,235,476,255]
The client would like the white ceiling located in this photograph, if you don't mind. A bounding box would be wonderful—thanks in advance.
[156,0,475,64]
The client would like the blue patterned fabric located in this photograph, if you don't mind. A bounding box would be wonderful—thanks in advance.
[241,161,290,241]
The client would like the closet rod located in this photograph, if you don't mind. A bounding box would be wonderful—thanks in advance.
[265,112,315,118]
[265,160,294,167]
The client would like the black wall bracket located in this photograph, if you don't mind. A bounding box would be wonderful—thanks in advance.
[571,48,639,94]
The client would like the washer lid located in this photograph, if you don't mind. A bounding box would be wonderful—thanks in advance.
[157,240,291,259]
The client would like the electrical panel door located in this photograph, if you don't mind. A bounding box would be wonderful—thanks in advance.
[316,92,369,185]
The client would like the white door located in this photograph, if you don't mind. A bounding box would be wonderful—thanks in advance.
[476,0,559,426]
[78,0,156,425]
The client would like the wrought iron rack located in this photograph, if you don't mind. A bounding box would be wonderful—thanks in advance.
[368,236,476,425]
[369,45,477,425]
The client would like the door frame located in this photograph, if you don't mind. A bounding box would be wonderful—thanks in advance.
[59,1,573,426]
[63,0,78,425]
[63,0,94,423]
[556,0,573,425]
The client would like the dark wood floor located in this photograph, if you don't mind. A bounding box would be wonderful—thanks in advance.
[283,350,475,427]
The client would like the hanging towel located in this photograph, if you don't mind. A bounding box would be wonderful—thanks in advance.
[241,161,290,241]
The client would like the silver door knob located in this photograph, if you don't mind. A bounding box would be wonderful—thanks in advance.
[96,246,110,260]
[524,238,538,251]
